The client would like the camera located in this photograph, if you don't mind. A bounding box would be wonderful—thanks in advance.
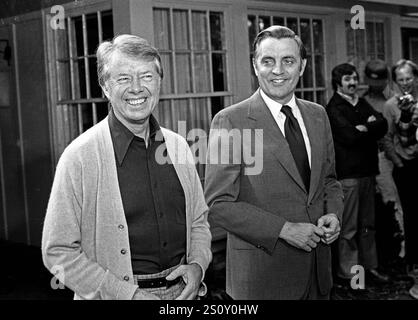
[397,93,416,111]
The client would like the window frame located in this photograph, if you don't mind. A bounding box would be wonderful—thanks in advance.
[44,0,112,163]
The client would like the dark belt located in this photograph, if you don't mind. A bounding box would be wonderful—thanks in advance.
[135,276,182,289]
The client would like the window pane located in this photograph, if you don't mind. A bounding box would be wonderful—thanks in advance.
[88,57,101,98]
[355,29,366,60]
[72,16,84,57]
[315,55,325,87]
[259,16,271,31]
[96,102,110,122]
[73,58,86,99]
[157,99,173,129]
[313,20,323,54]
[192,97,211,131]
[173,10,189,50]
[376,23,385,58]
[273,16,284,26]
[210,12,224,51]
[366,21,375,59]
[86,13,99,55]
[194,53,210,92]
[175,54,192,93]
[345,21,355,61]
[248,15,257,53]
[317,90,326,106]
[302,55,313,88]
[212,53,227,91]
[211,96,225,118]
[160,53,173,94]
[154,8,171,50]
[78,103,94,132]
[101,10,113,42]
[304,91,314,102]
[287,17,298,34]
[192,11,208,50]
[172,98,190,132]
[300,19,311,54]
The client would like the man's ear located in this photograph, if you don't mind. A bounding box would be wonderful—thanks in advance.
[252,58,259,77]
[101,83,111,100]
[299,59,307,76]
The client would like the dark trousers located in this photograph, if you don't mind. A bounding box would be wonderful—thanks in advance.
[337,177,378,279]
[393,158,418,266]
[302,251,329,300]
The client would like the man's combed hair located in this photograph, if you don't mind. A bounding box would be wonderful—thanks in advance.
[96,34,163,87]
[331,63,358,91]
[391,59,418,82]
[252,25,307,60]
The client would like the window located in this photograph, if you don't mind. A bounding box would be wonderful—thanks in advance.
[47,5,113,159]
[153,6,231,178]
[248,13,327,106]
[345,20,385,83]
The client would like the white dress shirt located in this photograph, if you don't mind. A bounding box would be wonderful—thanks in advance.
[260,89,312,167]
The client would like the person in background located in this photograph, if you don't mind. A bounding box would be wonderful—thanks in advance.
[41,34,212,300]
[383,59,418,300]
[326,63,389,290]
[363,60,404,266]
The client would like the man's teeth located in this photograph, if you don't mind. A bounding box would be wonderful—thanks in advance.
[127,98,146,105]
[272,79,285,83]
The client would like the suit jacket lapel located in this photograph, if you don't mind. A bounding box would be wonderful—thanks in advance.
[297,98,323,202]
[247,90,307,193]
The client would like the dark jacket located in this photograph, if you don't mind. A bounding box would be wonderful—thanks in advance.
[326,92,388,179]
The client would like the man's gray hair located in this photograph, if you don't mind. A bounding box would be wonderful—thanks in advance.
[96,34,163,87]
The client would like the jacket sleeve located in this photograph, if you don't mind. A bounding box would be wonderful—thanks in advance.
[41,150,138,300]
[204,112,287,254]
[183,140,212,288]
[382,99,404,167]
[322,110,344,221]
[363,102,388,140]
[326,102,369,146]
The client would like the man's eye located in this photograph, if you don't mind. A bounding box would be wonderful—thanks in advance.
[283,59,294,65]
[117,77,130,83]
[142,74,154,81]
[262,58,274,65]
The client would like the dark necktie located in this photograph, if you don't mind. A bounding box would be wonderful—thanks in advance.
[280,105,310,191]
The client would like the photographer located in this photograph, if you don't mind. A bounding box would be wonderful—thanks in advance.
[383,59,418,299]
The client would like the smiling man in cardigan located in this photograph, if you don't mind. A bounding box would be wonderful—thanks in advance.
[41,34,212,300]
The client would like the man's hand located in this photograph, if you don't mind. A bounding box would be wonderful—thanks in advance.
[317,213,341,245]
[279,222,324,252]
[367,115,376,123]
[166,263,202,300]
[355,124,368,132]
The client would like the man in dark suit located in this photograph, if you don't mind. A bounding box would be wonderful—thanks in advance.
[204,26,344,300]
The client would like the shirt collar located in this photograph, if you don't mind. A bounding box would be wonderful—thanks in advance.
[260,89,299,116]
[337,90,359,106]
[108,109,162,165]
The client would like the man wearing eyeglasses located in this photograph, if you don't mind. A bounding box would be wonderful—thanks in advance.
[383,59,418,299]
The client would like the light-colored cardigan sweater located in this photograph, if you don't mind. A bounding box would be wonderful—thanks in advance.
[41,118,212,300]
